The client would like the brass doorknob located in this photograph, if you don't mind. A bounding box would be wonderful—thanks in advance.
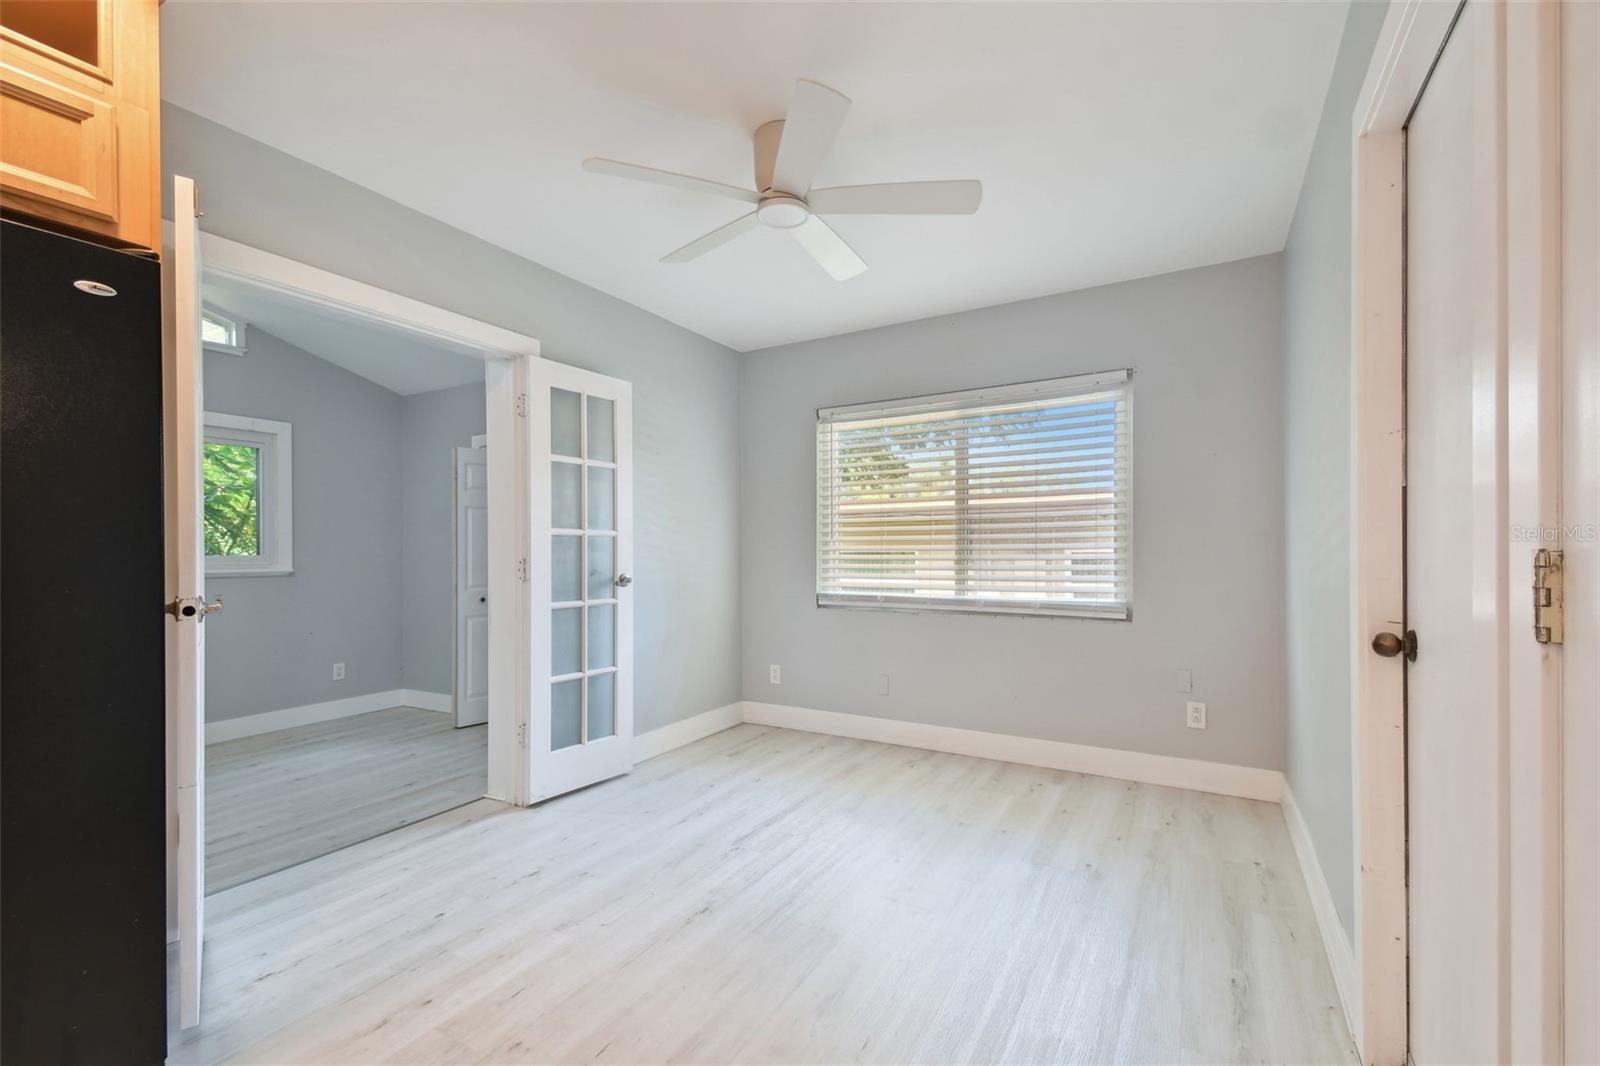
[1371,630,1417,661]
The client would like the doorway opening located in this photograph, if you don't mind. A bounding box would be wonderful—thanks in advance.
[165,207,540,1029]
[197,271,496,892]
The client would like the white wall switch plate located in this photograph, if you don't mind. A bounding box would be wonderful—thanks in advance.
[878,674,891,696]
[1186,701,1206,729]
[769,664,781,685]
[1175,668,1193,694]
[332,662,346,681]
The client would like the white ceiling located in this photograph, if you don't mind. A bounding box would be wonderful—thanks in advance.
[204,275,486,396]
[162,1,1347,353]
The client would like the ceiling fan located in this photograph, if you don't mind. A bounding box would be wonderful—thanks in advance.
[583,79,982,281]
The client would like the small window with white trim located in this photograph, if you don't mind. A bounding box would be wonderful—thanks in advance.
[202,308,247,357]
[816,370,1132,619]
[204,412,292,576]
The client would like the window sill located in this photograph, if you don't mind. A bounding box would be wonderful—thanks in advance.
[206,567,293,578]
[817,595,1131,622]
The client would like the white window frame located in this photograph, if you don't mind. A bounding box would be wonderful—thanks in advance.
[203,412,292,577]
[816,369,1132,621]
[201,307,247,358]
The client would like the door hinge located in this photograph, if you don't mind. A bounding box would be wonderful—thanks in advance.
[516,722,527,747]
[515,557,529,582]
[515,393,528,418]
[1533,548,1565,644]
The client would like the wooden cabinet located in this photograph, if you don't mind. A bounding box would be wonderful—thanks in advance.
[1,0,160,252]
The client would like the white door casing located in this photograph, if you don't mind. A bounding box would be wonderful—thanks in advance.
[455,445,490,728]
[529,361,634,802]
[1560,1,1599,1059]
[162,173,207,1031]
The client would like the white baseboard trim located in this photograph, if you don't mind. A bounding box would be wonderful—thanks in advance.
[740,701,1285,802]
[207,689,418,744]
[400,689,453,715]
[634,702,744,763]
[1282,782,1361,1050]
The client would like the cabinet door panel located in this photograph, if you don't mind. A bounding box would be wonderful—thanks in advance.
[0,59,120,222]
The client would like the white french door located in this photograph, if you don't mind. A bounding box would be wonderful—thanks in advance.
[163,174,208,1029]
[455,445,490,728]
[529,361,634,802]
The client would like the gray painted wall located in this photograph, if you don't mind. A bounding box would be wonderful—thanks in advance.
[204,328,404,720]
[739,254,1286,769]
[399,382,486,695]
[166,104,743,734]
[1281,0,1391,945]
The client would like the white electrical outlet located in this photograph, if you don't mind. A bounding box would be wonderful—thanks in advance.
[1186,701,1206,729]
[878,674,891,696]
[769,664,781,685]
[333,662,346,681]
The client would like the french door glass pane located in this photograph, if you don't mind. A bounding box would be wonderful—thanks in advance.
[587,466,615,530]
[551,680,581,749]
[552,535,582,602]
[587,536,613,599]
[587,604,615,669]
[551,388,582,457]
[587,396,615,462]
[588,672,615,740]
[551,462,581,529]
[549,383,624,753]
[552,607,581,676]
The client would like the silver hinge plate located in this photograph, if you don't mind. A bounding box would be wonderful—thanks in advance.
[1533,548,1565,644]
[516,722,527,747]
[515,557,529,582]
[515,393,528,418]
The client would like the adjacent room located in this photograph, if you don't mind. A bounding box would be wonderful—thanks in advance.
[0,2,1591,1065]
[198,278,492,891]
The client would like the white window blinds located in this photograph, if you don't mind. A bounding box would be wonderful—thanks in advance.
[816,370,1131,619]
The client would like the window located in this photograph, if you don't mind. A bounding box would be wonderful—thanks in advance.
[816,370,1131,619]
[204,413,292,576]
[202,308,247,357]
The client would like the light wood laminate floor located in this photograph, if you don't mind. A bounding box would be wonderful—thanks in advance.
[174,724,1354,1064]
[205,706,488,892]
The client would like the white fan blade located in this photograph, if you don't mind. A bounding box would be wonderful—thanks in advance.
[661,212,760,263]
[791,215,867,281]
[771,80,851,196]
[807,180,982,216]
[583,158,758,204]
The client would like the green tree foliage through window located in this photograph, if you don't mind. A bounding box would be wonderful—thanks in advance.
[203,442,261,556]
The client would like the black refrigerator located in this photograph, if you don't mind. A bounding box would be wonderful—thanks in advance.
[1,218,168,1063]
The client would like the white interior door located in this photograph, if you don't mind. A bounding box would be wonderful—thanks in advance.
[529,361,634,802]
[1406,8,1499,1059]
[163,174,207,1030]
[1405,3,1569,1059]
[455,445,490,728]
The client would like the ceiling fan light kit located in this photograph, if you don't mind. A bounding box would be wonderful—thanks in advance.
[583,78,983,281]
